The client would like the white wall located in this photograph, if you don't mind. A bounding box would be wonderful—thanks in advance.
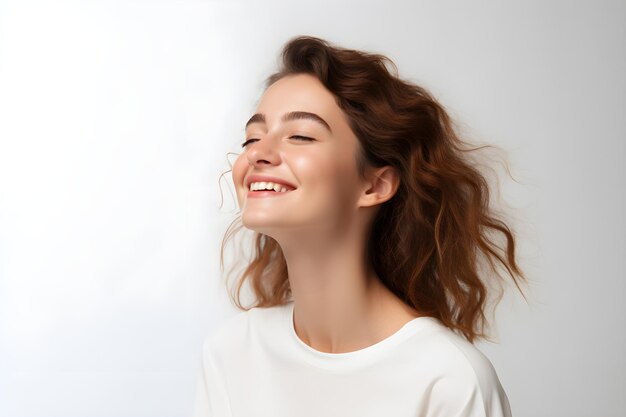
[0,0,624,416]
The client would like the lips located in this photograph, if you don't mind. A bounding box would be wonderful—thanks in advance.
[245,174,297,191]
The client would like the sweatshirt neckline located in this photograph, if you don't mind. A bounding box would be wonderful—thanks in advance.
[282,301,435,371]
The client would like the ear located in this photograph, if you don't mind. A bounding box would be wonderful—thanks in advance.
[357,165,400,208]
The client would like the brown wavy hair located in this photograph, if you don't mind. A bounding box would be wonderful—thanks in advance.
[219,35,527,343]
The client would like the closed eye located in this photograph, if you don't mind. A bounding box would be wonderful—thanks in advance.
[290,135,315,141]
[241,135,315,148]
[241,138,258,148]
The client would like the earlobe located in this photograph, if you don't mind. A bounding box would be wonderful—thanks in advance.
[359,166,400,208]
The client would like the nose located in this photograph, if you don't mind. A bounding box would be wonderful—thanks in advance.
[246,136,281,166]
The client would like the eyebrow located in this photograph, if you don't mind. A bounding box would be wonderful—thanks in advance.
[245,111,332,133]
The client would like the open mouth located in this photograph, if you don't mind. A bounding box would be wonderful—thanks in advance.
[247,188,296,197]
[247,181,297,195]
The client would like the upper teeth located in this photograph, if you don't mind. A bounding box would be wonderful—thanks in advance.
[249,181,291,192]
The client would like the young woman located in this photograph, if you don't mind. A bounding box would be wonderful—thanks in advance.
[193,35,526,417]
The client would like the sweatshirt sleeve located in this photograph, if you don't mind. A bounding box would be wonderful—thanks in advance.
[192,335,232,417]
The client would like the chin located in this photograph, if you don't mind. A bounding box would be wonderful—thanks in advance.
[242,215,276,231]
[241,216,291,237]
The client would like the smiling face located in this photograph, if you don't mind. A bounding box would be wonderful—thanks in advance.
[232,73,366,238]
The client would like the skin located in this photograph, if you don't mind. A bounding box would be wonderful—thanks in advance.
[232,73,421,354]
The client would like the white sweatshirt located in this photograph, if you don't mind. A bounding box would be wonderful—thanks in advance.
[193,301,512,417]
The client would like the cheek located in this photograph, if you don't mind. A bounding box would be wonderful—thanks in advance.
[232,155,248,201]
[290,151,339,190]
[292,150,358,202]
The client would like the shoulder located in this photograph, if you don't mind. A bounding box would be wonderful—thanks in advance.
[412,322,512,417]
[432,325,504,389]
[203,309,249,345]
[201,303,288,356]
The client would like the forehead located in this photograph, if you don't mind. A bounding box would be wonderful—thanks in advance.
[255,74,340,122]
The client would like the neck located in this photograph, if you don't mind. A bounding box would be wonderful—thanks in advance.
[276,229,416,354]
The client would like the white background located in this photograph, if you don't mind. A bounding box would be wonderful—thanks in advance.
[0,0,624,416]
